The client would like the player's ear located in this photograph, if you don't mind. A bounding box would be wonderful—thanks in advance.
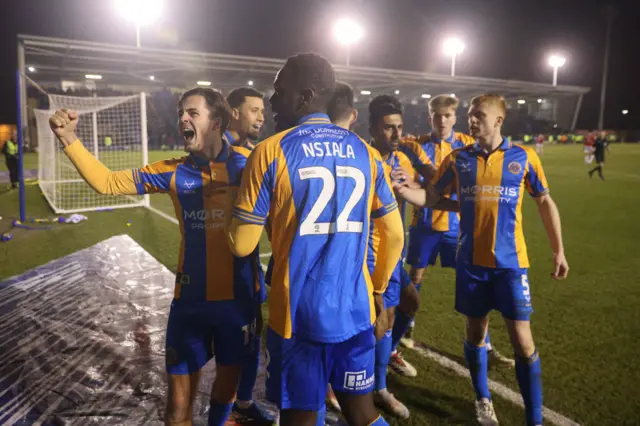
[299,88,314,110]
[495,116,504,128]
[349,109,359,128]
[231,108,240,121]
[211,117,222,133]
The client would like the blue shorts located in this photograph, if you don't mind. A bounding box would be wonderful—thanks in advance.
[383,263,411,309]
[266,327,376,411]
[165,299,257,375]
[455,264,533,321]
[407,227,457,269]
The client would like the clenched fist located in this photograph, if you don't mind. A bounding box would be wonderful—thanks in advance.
[49,109,79,147]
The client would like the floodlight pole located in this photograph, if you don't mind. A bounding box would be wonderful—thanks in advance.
[598,7,613,130]
[346,45,351,67]
[451,54,457,77]
[552,66,558,87]
[136,24,141,48]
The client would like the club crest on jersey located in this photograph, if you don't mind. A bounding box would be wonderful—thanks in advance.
[458,161,471,173]
[508,161,523,175]
[184,180,195,189]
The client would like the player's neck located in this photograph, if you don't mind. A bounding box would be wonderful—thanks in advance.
[477,132,503,152]
[334,120,351,130]
[196,136,224,161]
[227,129,244,146]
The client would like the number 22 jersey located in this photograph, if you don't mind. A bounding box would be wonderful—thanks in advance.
[233,113,399,343]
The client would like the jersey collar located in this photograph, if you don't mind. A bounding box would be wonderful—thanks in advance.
[430,130,455,144]
[224,130,237,145]
[473,137,511,153]
[187,139,230,168]
[298,113,331,125]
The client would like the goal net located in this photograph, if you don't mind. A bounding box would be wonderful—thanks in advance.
[34,93,149,214]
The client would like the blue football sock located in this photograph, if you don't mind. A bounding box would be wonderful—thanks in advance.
[391,309,412,352]
[463,341,491,400]
[515,350,543,426]
[207,402,233,426]
[236,335,261,402]
[368,414,390,425]
[375,330,393,391]
[315,403,326,426]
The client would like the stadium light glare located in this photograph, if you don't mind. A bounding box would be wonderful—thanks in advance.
[537,98,543,103]
[451,93,456,97]
[548,54,566,86]
[517,99,526,105]
[85,74,103,80]
[622,109,629,115]
[333,19,364,66]
[248,80,254,86]
[197,81,212,86]
[360,90,371,95]
[27,66,36,73]
[395,90,400,95]
[149,75,155,81]
[421,94,432,99]
[115,0,163,48]
[443,37,465,77]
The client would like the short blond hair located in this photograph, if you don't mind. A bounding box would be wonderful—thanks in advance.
[428,95,459,112]
[470,94,507,116]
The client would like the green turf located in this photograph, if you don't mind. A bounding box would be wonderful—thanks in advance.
[1,145,639,425]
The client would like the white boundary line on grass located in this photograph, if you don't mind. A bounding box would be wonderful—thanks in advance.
[412,344,581,426]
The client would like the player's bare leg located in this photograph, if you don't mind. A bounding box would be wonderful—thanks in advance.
[399,266,425,348]
[279,409,318,426]
[335,391,389,426]
[208,364,243,425]
[464,316,499,425]
[166,372,201,426]
[374,308,410,419]
[503,318,543,426]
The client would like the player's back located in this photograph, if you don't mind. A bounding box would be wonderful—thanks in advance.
[257,114,395,343]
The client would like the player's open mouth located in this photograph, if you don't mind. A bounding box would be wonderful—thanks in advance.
[182,129,195,142]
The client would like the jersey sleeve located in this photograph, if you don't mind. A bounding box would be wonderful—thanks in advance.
[399,140,432,169]
[133,160,178,194]
[232,142,275,225]
[227,146,252,186]
[525,149,549,197]
[432,152,457,195]
[371,157,398,219]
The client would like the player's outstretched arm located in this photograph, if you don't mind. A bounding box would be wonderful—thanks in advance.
[534,194,569,279]
[49,109,139,195]
[370,208,404,295]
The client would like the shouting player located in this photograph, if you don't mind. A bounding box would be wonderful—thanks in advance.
[394,95,514,370]
[226,53,404,426]
[48,88,265,426]
[395,94,569,426]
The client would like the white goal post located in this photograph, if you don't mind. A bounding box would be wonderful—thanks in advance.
[34,93,150,214]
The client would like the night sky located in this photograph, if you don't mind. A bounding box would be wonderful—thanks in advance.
[2,0,639,129]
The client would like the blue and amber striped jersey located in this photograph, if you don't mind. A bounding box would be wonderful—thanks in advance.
[368,150,412,274]
[133,142,264,304]
[432,138,549,269]
[403,131,475,233]
[233,113,399,343]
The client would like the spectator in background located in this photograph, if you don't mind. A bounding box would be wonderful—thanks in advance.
[589,131,609,181]
[2,131,19,189]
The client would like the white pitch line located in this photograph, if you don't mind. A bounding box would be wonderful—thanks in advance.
[259,252,272,258]
[411,345,581,426]
[145,204,179,225]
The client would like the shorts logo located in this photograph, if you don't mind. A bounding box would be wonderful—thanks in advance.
[176,273,190,285]
[343,370,374,391]
[508,161,522,175]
